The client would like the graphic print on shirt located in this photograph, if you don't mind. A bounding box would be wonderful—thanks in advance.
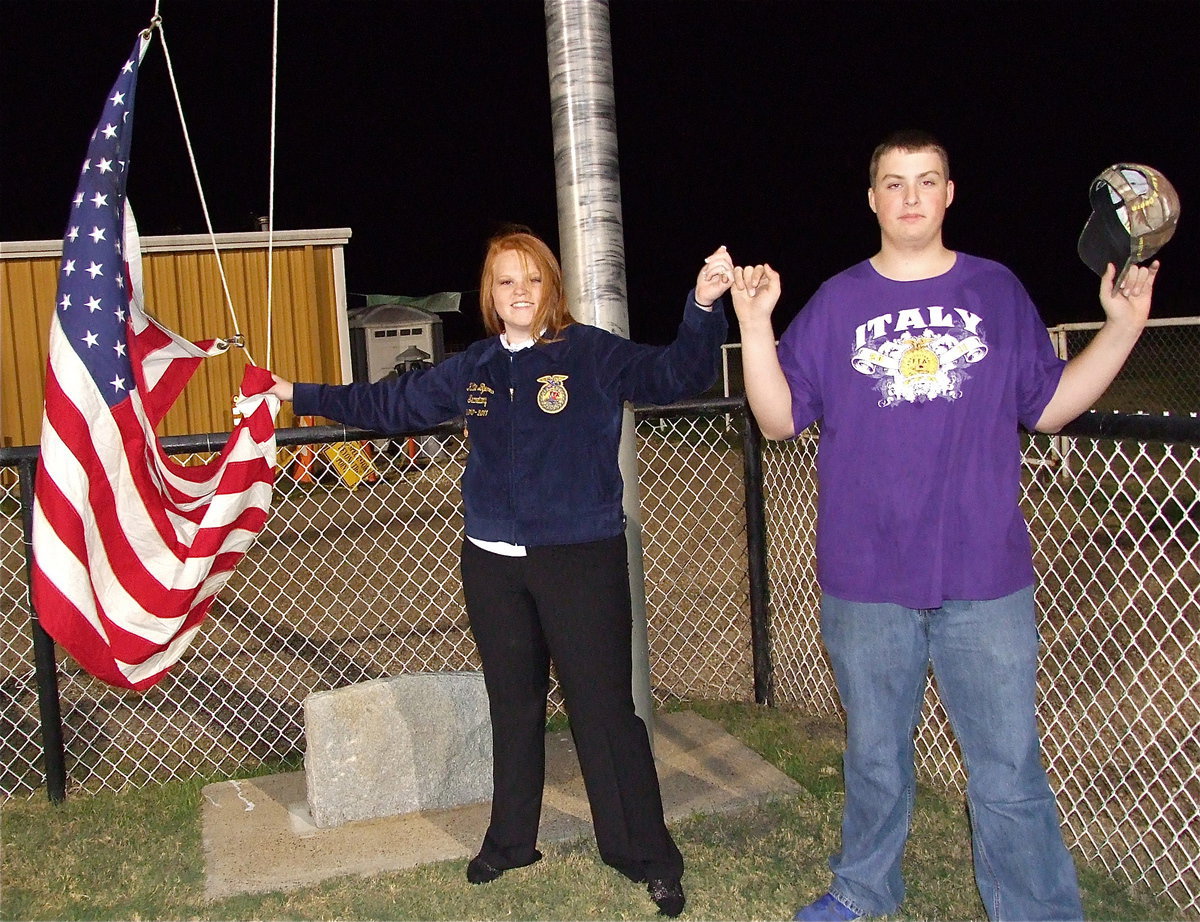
[851,305,989,407]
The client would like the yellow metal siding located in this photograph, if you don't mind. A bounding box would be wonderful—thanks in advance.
[1,232,349,449]
[1,254,56,446]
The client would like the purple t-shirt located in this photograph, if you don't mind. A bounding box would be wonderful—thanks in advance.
[777,253,1065,608]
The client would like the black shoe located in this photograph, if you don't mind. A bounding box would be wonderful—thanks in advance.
[466,855,503,884]
[465,849,543,885]
[648,877,686,917]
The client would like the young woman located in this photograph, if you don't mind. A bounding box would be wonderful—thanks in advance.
[269,229,731,916]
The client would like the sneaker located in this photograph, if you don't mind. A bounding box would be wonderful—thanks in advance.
[792,892,861,921]
[465,849,543,884]
[647,877,686,917]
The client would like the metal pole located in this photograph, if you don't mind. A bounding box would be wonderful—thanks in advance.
[544,0,656,740]
[740,405,774,706]
[1051,327,1068,478]
[20,459,67,802]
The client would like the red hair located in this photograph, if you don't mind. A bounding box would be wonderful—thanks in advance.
[479,231,574,343]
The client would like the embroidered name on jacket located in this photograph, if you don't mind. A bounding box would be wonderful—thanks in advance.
[466,381,494,417]
[536,375,569,414]
[851,305,989,407]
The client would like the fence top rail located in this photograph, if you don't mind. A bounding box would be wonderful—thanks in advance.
[0,398,750,464]
[1059,409,1200,445]
[5,401,1199,466]
[632,395,746,418]
[1049,315,1200,332]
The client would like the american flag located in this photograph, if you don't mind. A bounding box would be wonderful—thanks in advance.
[30,35,279,691]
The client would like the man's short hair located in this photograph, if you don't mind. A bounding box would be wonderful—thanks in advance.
[869,130,951,186]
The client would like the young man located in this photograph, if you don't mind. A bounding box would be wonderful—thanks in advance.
[731,130,1159,922]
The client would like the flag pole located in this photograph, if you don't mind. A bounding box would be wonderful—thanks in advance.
[21,460,67,803]
[543,0,656,746]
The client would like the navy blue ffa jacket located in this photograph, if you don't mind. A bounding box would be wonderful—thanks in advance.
[293,292,727,547]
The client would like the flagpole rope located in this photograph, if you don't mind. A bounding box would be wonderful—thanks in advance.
[264,0,279,369]
[153,18,257,366]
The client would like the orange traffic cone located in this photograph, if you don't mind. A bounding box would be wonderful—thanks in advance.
[292,445,316,484]
[360,441,380,484]
[292,415,317,484]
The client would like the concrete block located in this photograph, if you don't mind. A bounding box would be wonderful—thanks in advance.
[304,671,493,828]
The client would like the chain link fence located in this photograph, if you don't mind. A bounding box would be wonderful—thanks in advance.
[0,406,756,799]
[1049,317,1200,414]
[2,401,1198,915]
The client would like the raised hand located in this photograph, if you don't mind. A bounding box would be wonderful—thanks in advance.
[1034,260,1161,433]
[1099,260,1158,331]
[696,246,734,306]
[730,263,781,325]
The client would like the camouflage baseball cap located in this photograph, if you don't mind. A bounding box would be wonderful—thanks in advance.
[1077,163,1180,282]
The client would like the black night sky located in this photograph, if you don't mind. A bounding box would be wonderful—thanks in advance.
[3,1,1197,347]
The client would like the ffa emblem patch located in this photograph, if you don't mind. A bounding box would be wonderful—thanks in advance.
[898,338,940,380]
[536,374,569,414]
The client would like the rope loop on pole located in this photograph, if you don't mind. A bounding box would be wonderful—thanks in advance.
[142,0,163,38]
[135,0,279,374]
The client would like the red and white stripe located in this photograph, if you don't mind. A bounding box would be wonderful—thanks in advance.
[31,209,278,691]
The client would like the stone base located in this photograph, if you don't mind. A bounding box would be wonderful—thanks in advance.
[304,671,492,828]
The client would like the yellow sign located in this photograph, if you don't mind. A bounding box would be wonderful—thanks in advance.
[321,442,378,488]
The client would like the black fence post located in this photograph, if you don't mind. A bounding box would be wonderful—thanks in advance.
[740,404,774,706]
[19,458,67,803]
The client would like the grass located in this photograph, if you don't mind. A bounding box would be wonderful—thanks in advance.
[0,700,1184,921]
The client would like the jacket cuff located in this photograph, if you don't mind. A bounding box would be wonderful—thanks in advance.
[292,382,321,417]
[687,288,728,323]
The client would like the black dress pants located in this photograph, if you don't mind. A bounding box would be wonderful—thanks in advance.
[460,533,684,882]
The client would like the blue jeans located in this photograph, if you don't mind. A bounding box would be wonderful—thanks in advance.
[819,586,1082,921]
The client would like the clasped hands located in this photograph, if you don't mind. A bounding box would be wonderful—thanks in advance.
[697,247,781,321]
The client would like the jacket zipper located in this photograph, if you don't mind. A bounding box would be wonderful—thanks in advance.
[507,352,518,544]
